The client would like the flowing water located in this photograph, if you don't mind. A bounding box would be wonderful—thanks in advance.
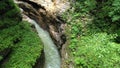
[26,17,61,68]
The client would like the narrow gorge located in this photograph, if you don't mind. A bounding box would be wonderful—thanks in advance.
[14,0,70,68]
[24,16,60,68]
[1,0,120,68]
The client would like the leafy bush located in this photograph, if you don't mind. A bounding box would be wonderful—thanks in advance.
[0,0,20,18]
[109,0,120,22]
[1,22,43,68]
[0,0,21,28]
[93,0,120,22]
[0,0,21,51]
[63,0,120,68]
[0,25,18,51]
[0,21,43,68]
[0,0,43,68]
[72,33,120,68]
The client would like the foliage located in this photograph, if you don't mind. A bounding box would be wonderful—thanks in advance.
[0,0,21,29]
[1,22,43,68]
[0,0,21,51]
[63,0,120,68]
[0,22,21,51]
[0,0,21,18]
[93,0,120,22]
[109,0,120,22]
[0,56,3,61]
[0,0,43,68]
[73,33,120,68]
[77,0,96,13]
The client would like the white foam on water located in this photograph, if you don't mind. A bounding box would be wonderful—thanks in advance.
[27,18,61,68]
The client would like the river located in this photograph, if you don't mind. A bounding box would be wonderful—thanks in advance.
[26,17,61,68]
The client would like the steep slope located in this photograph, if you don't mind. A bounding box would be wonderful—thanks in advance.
[0,0,43,68]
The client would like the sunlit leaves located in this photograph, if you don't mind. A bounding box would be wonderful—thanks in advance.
[63,0,120,67]
[73,33,120,67]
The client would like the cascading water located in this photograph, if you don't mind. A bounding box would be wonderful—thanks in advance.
[26,17,61,68]
[14,0,70,68]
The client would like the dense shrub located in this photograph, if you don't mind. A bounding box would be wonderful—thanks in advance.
[0,0,21,28]
[0,0,21,52]
[0,0,20,18]
[73,33,120,68]
[1,22,43,68]
[0,0,43,68]
[63,0,120,68]
[109,0,120,22]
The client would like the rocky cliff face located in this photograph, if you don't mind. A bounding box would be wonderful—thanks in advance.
[29,0,70,15]
[14,0,70,48]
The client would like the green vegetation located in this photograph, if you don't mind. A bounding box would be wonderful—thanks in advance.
[1,0,120,68]
[63,0,120,68]
[73,33,120,68]
[0,56,3,61]
[1,22,43,68]
[0,0,43,68]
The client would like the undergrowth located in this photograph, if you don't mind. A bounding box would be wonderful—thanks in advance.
[63,0,120,68]
[1,22,43,68]
[0,0,43,67]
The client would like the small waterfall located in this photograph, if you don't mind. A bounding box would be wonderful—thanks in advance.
[26,17,61,68]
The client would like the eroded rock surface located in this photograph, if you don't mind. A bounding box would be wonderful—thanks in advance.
[14,0,69,48]
[29,0,70,15]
